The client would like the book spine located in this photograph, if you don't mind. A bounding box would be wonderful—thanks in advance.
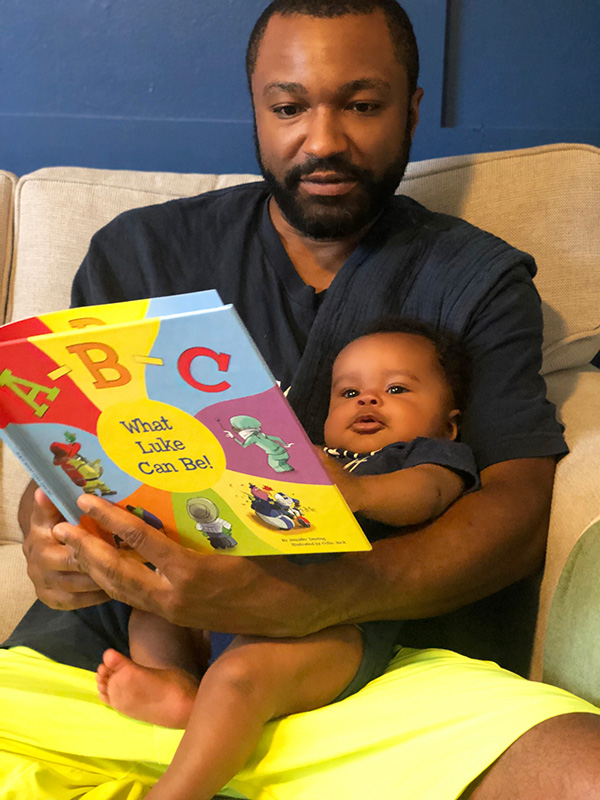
[0,427,81,524]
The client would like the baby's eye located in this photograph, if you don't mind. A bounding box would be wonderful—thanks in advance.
[387,385,408,394]
[341,388,359,399]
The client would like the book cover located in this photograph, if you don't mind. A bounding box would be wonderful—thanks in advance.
[0,292,371,556]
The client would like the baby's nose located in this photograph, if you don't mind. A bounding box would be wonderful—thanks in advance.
[358,394,379,405]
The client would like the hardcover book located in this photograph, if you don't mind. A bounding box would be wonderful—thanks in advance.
[0,291,370,556]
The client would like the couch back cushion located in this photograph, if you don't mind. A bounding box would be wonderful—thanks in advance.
[7,168,261,322]
[7,145,600,368]
[400,143,600,375]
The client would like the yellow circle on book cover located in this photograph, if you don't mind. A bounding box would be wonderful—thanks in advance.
[97,399,226,492]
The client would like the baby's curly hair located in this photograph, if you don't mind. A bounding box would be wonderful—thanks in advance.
[357,316,472,412]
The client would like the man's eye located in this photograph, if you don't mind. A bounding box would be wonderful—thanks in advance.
[273,104,302,118]
[348,101,380,114]
[341,388,359,398]
[387,385,408,394]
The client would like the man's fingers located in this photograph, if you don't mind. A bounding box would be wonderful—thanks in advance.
[54,517,169,612]
[31,487,64,526]
[27,557,110,609]
[24,521,97,577]
[76,495,181,571]
[42,568,107,595]
[40,583,111,611]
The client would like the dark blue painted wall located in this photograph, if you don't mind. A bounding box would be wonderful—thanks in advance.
[2,0,598,176]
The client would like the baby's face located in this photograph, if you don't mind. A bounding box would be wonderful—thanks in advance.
[324,332,459,452]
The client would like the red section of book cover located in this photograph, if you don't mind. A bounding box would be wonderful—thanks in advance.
[0,341,100,432]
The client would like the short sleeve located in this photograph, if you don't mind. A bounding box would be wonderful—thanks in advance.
[461,264,567,470]
[354,438,480,491]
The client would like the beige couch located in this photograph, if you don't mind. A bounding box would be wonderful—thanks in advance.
[1,143,599,693]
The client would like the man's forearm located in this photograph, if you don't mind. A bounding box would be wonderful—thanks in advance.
[290,457,555,630]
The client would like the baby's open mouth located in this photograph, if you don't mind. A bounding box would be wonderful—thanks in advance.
[350,414,385,433]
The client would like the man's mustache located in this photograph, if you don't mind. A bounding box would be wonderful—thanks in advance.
[284,157,375,190]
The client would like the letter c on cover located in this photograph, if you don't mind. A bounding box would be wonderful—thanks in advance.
[177,347,231,393]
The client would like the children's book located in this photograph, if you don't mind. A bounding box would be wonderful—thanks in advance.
[0,291,371,556]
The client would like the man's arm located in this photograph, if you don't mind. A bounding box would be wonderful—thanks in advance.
[48,456,555,635]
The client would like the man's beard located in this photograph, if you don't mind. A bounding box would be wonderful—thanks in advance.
[254,123,412,241]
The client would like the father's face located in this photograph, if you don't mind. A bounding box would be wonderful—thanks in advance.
[251,10,422,240]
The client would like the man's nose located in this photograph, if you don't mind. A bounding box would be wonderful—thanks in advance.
[302,108,348,159]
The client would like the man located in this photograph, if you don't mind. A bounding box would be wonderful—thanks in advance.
[4,2,600,798]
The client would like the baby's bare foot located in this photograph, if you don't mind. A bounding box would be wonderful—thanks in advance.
[96,648,198,728]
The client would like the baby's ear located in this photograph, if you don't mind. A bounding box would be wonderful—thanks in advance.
[446,409,461,441]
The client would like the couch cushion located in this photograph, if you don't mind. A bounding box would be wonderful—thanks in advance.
[7,168,261,323]
[401,143,600,375]
[0,543,36,642]
[9,145,599,370]
[0,171,17,325]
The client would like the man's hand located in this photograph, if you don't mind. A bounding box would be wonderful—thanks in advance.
[53,493,331,635]
[21,485,110,610]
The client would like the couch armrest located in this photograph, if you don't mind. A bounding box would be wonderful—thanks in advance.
[0,543,36,643]
[0,453,35,642]
[530,366,600,679]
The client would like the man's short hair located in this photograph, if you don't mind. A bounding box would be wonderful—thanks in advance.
[359,316,471,412]
[246,0,419,97]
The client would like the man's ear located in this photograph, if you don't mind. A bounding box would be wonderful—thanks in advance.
[409,87,424,140]
[446,409,461,441]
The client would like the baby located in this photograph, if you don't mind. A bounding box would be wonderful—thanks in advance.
[96,317,478,800]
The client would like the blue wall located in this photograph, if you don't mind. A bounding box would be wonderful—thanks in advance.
[2,0,599,176]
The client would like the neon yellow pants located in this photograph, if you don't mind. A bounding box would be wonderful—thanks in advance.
[1,646,598,799]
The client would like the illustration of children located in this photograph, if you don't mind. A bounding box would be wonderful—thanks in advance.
[186,497,238,550]
[248,484,311,530]
[223,414,294,472]
[50,431,116,496]
[96,319,479,800]
[273,492,311,527]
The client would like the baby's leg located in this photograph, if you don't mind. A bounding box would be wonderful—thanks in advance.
[96,609,210,728]
[147,625,364,800]
[128,608,210,677]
